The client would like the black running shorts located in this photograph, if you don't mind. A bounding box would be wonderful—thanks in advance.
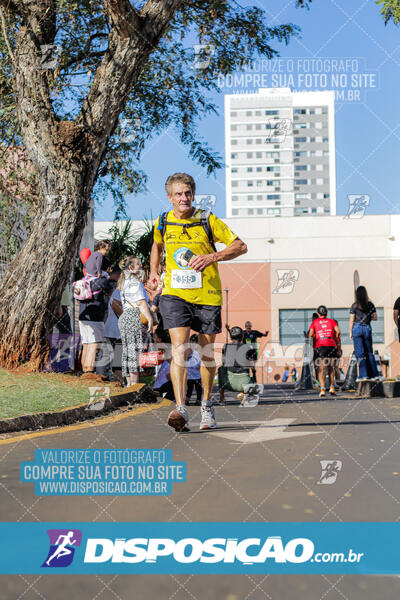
[159,294,222,334]
[315,346,338,360]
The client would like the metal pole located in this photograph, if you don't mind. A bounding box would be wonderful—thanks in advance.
[224,288,229,343]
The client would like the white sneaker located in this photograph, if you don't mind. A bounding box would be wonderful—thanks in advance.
[199,405,217,430]
[167,405,190,432]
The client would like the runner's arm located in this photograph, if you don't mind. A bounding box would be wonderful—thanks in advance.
[334,325,342,354]
[148,241,163,289]
[308,327,315,338]
[189,237,247,272]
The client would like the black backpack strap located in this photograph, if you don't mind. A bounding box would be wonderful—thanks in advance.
[200,209,216,252]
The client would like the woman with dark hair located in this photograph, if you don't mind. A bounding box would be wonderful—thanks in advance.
[349,285,379,381]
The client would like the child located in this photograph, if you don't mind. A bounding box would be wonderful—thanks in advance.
[282,365,289,383]
[185,334,202,406]
[84,239,111,278]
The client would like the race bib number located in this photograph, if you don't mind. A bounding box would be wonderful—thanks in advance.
[171,269,202,289]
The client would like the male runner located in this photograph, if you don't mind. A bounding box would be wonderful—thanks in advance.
[149,173,247,432]
[308,305,341,397]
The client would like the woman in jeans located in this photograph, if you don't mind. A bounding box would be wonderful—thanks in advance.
[118,256,153,386]
[349,285,379,381]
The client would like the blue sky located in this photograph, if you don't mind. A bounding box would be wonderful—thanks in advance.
[95,0,400,222]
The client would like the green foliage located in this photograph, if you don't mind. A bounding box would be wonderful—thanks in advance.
[0,0,305,219]
[106,218,154,274]
[377,0,400,25]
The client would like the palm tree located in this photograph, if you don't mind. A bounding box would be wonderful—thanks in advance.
[107,217,154,275]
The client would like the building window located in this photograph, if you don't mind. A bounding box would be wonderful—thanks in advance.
[231,125,237,131]
[231,168,238,173]
[232,209,238,215]
[266,110,278,115]
[255,110,261,116]
[231,111,237,117]
[279,308,384,346]
[296,165,307,170]
[295,179,308,184]
[324,193,330,198]
[295,193,310,199]
[255,124,261,130]
[246,124,253,130]
[256,152,262,158]
[247,152,253,158]
[232,181,238,187]
[311,208,317,213]
[256,139,262,144]
[256,167,262,172]
[275,201,281,205]
[247,181,253,187]
[295,151,307,156]
[232,196,238,201]
[323,137,329,142]
[295,137,307,142]
[247,195,253,201]
[231,153,237,159]
[257,195,263,200]
[247,167,253,172]
[267,194,280,200]
[257,208,263,215]
[294,109,306,114]
[267,208,280,216]
[248,208,254,215]
[246,139,253,145]
[232,139,238,145]
[246,111,252,116]
[310,137,315,142]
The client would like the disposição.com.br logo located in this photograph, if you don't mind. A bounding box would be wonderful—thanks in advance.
[41,529,82,568]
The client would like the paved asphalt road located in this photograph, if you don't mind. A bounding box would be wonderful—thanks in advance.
[1,383,400,599]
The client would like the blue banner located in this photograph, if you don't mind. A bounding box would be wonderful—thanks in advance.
[0,522,398,574]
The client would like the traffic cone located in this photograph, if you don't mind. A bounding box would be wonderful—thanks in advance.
[342,352,357,391]
[374,350,383,378]
[295,340,313,390]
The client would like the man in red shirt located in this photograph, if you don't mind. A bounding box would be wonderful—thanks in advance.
[308,305,341,397]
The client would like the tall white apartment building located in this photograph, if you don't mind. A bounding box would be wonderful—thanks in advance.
[225,88,336,218]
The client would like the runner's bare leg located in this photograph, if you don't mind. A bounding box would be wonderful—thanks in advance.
[169,327,191,407]
[198,333,217,403]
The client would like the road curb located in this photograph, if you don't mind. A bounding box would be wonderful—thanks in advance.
[0,384,159,434]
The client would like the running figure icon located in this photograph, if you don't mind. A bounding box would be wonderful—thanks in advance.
[46,531,77,566]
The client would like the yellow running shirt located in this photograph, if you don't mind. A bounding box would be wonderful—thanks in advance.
[153,209,238,306]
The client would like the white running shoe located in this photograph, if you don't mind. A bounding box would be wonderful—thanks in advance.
[199,405,217,430]
[167,405,190,432]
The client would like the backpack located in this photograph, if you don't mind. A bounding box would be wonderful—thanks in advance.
[157,209,216,252]
[73,275,101,301]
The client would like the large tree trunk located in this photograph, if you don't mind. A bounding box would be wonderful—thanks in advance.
[0,0,184,370]
[0,166,94,369]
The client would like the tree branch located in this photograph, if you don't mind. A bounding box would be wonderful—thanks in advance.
[77,0,184,154]
[0,0,22,14]
[0,7,15,66]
